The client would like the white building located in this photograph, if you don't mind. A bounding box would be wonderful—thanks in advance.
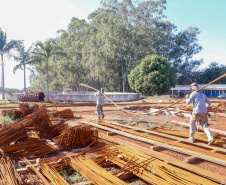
[171,84,226,98]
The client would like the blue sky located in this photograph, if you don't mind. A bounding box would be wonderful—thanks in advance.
[0,0,225,88]
[164,0,226,67]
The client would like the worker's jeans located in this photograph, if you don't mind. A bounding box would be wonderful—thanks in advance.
[96,104,104,118]
[190,113,213,141]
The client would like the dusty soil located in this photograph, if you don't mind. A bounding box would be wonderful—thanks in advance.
[1,96,226,184]
[49,96,226,177]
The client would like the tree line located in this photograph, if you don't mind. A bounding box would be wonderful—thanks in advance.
[1,0,226,99]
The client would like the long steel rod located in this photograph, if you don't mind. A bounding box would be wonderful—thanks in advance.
[86,121,226,166]
[156,73,226,113]
[79,83,133,114]
[106,121,226,153]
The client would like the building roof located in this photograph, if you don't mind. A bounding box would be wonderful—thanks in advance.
[171,84,226,91]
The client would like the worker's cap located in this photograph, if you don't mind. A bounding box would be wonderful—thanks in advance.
[101,88,104,92]
[190,83,199,91]
[190,82,198,87]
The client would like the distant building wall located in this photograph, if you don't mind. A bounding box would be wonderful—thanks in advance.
[171,84,226,98]
[4,91,142,102]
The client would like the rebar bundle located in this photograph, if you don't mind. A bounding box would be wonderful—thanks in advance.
[2,109,23,119]
[89,144,220,185]
[46,120,68,139]
[51,109,74,118]
[1,133,59,158]
[21,91,45,102]
[21,158,51,185]
[2,103,39,119]
[40,163,69,185]
[101,135,225,184]
[98,121,226,165]
[0,156,22,185]
[69,155,127,185]
[54,125,98,149]
[0,106,52,148]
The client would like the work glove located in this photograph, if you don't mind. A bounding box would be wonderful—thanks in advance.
[185,94,190,99]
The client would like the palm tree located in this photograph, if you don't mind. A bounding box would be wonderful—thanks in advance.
[0,28,22,99]
[13,43,34,92]
[33,38,67,100]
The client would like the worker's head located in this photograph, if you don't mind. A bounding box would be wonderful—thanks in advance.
[101,88,104,93]
[190,82,199,91]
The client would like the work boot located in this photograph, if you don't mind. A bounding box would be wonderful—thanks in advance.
[189,137,195,143]
[208,138,214,146]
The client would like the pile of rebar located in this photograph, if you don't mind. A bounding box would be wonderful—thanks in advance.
[0,156,22,185]
[69,155,127,185]
[0,106,56,147]
[46,120,68,139]
[2,109,23,119]
[54,125,98,149]
[51,109,74,118]
[1,133,58,158]
[1,103,39,119]
[21,91,45,102]
[40,163,69,185]
[88,143,223,185]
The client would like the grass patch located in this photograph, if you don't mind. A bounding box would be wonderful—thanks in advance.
[172,125,184,131]
[68,172,88,184]
[59,167,88,184]
[0,115,15,124]
[147,123,158,129]
[126,117,139,126]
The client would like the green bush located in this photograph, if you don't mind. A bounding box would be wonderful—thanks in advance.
[128,55,176,95]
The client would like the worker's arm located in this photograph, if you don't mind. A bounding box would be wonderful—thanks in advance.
[205,96,211,107]
[186,93,193,105]
[95,91,100,97]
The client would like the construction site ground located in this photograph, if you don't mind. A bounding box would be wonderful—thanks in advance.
[0,95,226,185]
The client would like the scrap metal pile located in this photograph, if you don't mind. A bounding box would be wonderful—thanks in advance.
[0,105,99,184]
[55,125,98,149]
[0,105,225,184]
[21,91,45,102]
[51,109,74,118]
[2,103,39,119]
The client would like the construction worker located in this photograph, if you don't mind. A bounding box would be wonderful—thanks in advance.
[185,83,214,145]
[95,88,105,120]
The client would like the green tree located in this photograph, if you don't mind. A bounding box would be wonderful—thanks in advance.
[13,43,34,92]
[33,38,67,100]
[0,28,22,99]
[196,62,226,84]
[30,0,203,91]
[169,27,203,84]
[128,54,176,95]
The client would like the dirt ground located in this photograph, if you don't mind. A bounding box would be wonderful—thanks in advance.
[50,96,226,131]
[1,96,226,184]
[56,96,226,177]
